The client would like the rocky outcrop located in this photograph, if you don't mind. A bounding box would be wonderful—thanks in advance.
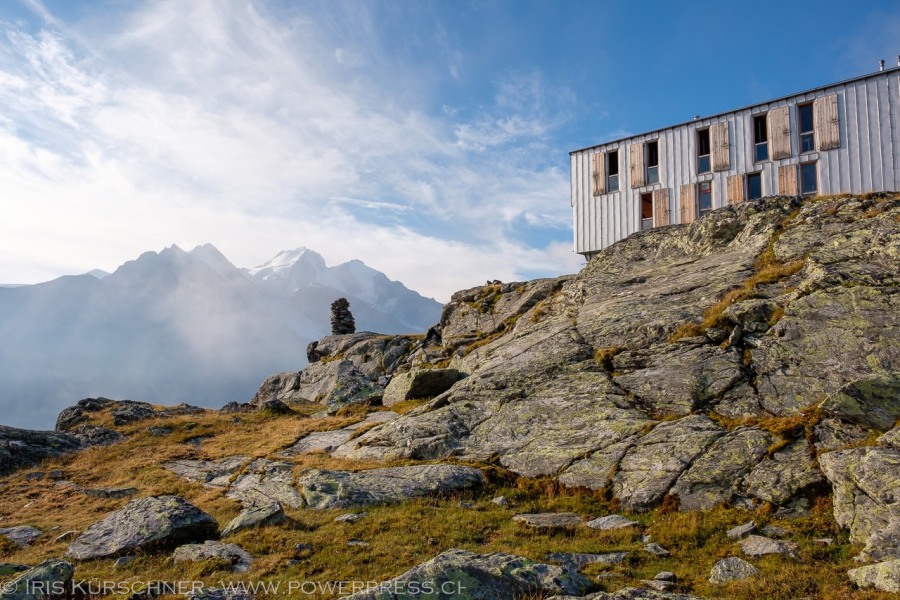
[382,369,462,407]
[164,457,250,489]
[296,465,485,509]
[305,195,900,513]
[343,548,593,599]
[226,459,303,509]
[56,397,205,431]
[66,495,218,560]
[0,425,83,477]
[0,559,74,600]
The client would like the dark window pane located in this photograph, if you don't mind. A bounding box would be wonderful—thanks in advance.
[641,194,653,219]
[754,115,767,144]
[608,151,619,176]
[747,173,762,200]
[647,166,659,184]
[755,143,768,162]
[697,130,710,155]
[647,141,658,167]
[698,155,710,173]
[801,162,817,194]
[799,104,814,133]
[608,174,619,192]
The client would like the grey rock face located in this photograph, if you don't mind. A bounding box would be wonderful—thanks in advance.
[0,425,83,477]
[709,556,759,584]
[296,465,484,509]
[858,519,900,562]
[512,513,583,529]
[164,457,250,489]
[847,559,900,593]
[670,427,771,510]
[342,548,593,599]
[70,424,125,446]
[66,495,218,560]
[546,552,628,568]
[738,535,798,558]
[382,369,462,407]
[221,503,286,537]
[173,540,253,572]
[0,526,41,547]
[611,415,725,511]
[0,559,74,600]
[741,440,823,505]
[819,374,900,430]
[226,459,303,509]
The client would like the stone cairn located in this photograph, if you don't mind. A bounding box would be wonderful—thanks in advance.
[330,298,356,335]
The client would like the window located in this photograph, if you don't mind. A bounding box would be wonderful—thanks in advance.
[747,172,762,200]
[607,150,619,192]
[641,192,654,230]
[698,181,713,216]
[799,103,814,153]
[646,141,659,184]
[800,162,817,195]
[753,114,768,162]
[697,129,711,173]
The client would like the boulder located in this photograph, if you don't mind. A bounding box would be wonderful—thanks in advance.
[726,521,757,540]
[164,457,250,489]
[66,495,218,560]
[382,369,462,407]
[173,540,253,572]
[0,526,42,547]
[512,513,583,529]
[847,559,900,593]
[545,552,628,568]
[819,447,900,545]
[0,425,83,477]
[226,459,303,509]
[221,503,286,537]
[709,556,759,584]
[296,465,484,509]
[342,548,592,599]
[0,559,74,600]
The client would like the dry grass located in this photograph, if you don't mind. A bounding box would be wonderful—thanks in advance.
[0,407,893,599]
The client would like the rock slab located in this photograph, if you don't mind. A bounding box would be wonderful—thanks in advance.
[848,559,900,593]
[709,556,759,584]
[66,495,218,560]
[0,559,74,600]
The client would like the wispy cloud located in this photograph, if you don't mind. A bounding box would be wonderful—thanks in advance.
[0,0,581,300]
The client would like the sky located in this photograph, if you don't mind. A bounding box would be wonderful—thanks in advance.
[1,0,898,301]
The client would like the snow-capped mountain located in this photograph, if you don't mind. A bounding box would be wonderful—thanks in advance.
[0,245,442,430]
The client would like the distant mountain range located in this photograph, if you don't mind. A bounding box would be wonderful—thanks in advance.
[0,245,442,429]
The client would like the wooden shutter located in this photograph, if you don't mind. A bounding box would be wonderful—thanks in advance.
[652,188,670,227]
[591,152,606,196]
[679,183,697,224]
[711,122,730,171]
[727,174,745,205]
[778,164,798,195]
[814,94,840,151]
[768,106,791,159]
[629,143,645,188]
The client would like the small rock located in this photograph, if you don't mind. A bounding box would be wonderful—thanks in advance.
[0,526,41,546]
[709,556,759,584]
[585,514,640,530]
[726,521,757,540]
[761,524,788,538]
[458,501,474,509]
[738,535,798,559]
[640,579,674,592]
[706,327,728,343]
[512,513,582,529]
[221,503,286,537]
[147,426,172,436]
[848,559,900,593]
[815,538,834,546]
[185,588,255,600]
[83,487,138,500]
[492,496,508,507]
[293,544,313,558]
[347,539,369,547]
[644,543,671,556]
[114,555,136,569]
[334,512,368,524]
[259,399,293,414]
[173,540,253,573]
[655,571,676,581]
[53,530,78,543]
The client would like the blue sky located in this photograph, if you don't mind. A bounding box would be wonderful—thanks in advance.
[1,0,898,301]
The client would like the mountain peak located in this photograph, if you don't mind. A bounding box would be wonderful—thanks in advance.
[248,248,326,280]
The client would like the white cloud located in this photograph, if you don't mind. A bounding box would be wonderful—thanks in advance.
[0,0,580,301]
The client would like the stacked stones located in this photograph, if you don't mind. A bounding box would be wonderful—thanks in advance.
[330,298,356,335]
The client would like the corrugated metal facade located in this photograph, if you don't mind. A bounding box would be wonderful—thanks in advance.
[571,68,900,257]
